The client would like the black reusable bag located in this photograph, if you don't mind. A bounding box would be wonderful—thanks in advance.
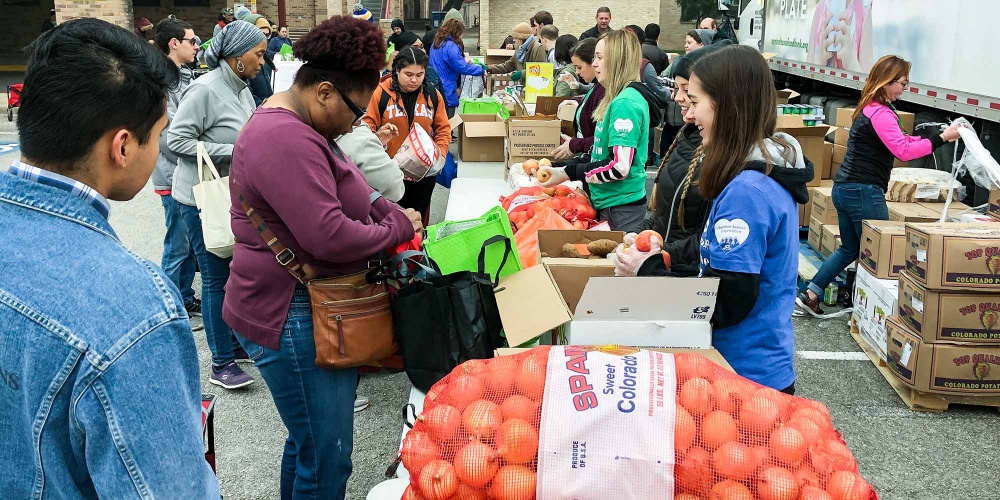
[391,235,510,392]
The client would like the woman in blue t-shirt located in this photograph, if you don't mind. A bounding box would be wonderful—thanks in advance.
[612,45,814,393]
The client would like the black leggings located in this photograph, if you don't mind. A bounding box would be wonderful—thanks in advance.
[780,382,796,395]
[398,175,438,225]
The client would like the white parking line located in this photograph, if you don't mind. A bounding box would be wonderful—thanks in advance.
[797,351,869,360]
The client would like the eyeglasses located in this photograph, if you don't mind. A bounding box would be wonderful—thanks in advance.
[179,37,199,46]
[326,81,366,123]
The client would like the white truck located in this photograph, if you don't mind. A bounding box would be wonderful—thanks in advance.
[733,0,1000,203]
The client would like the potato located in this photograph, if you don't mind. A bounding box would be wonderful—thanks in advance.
[561,243,583,258]
[587,239,619,257]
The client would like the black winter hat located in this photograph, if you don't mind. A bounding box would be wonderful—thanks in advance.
[669,39,733,80]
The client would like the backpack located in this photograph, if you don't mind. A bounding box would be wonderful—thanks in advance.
[379,84,440,128]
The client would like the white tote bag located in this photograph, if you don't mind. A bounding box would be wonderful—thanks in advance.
[192,142,235,258]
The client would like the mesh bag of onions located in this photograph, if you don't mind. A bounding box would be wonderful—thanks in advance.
[400,346,877,500]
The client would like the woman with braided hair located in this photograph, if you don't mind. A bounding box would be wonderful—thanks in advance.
[363,45,451,224]
[647,41,730,276]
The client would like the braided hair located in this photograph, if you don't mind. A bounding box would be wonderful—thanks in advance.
[677,143,706,231]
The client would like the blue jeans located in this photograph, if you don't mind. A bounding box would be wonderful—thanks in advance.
[808,182,889,295]
[235,287,356,500]
[177,202,236,366]
[159,194,197,305]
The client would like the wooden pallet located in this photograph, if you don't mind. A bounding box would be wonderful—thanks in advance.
[849,319,1000,413]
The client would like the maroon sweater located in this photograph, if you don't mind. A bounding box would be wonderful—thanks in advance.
[568,83,606,155]
[224,107,414,349]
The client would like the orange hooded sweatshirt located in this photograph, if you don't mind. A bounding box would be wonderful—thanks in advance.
[363,74,451,159]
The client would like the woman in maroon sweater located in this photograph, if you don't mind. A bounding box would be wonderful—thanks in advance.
[225,17,420,498]
[552,37,605,159]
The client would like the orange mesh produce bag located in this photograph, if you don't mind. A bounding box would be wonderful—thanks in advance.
[500,186,598,231]
[400,346,878,500]
[511,207,574,269]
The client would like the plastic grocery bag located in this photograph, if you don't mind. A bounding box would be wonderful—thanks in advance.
[395,125,444,180]
[460,74,486,99]
[435,152,458,189]
[512,207,574,268]
[400,346,878,500]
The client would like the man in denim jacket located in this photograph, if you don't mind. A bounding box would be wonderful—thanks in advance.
[0,19,220,498]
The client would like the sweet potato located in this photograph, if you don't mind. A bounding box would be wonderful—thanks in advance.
[587,239,619,257]
[561,243,583,258]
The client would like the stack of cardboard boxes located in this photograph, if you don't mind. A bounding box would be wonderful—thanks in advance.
[832,106,916,170]
[857,222,1000,398]
[776,105,834,228]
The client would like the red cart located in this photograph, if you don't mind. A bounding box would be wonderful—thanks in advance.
[7,84,22,122]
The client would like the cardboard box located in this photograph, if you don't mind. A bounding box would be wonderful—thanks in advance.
[506,116,562,167]
[859,220,908,279]
[918,201,972,221]
[536,231,625,299]
[836,106,914,134]
[494,265,719,349]
[484,49,515,65]
[777,121,832,187]
[821,224,842,257]
[808,216,824,251]
[898,271,1000,344]
[830,162,840,179]
[822,142,834,179]
[533,96,576,137]
[887,202,940,223]
[853,266,899,361]
[776,88,800,105]
[835,106,856,128]
[905,223,1000,291]
[885,316,1000,395]
[798,202,811,228]
[809,186,837,224]
[989,185,1000,220]
[450,113,507,162]
[834,127,850,146]
[495,346,735,373]
[833,144,847,165]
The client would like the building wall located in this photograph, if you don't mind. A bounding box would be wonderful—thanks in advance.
[481,0,688,54]
[5,3,54,56]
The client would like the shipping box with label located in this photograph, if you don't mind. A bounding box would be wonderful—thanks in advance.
[506,116,562,167]
[898,271,1000,344]
[886,316,1000,395]
[859,220,908,279]
[810,186,837,224]
[821,224,842,258]
[822,142,834,179]
[808,216,824,251]
[484,49,515,94]
[905,223,1000,291]
[494,265,719,349]
[989,185,1000,220]
[450,113,506,162]
[887,202,940,223]
[918,201,971,221]
[853,266,899,361]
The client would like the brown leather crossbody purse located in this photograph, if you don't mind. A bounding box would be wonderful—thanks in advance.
[237,191,396,369]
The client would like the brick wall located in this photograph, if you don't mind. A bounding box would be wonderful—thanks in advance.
[481,0,688,54]
[56,0,133,28]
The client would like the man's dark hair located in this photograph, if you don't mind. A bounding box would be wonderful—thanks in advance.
[644,23,660,41]
[597,6,611,15]
[533,11,553,26]
[624,25,645,43]
[18,18,174,173]
[155,18,193,54]
[554,34,578,65]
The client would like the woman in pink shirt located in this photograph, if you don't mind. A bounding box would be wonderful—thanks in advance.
[800,55,962,313]
[225,16,421,498]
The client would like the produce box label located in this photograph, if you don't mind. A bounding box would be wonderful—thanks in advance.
[943,240,1000,286]
[933,351,1000,392]
[537,346,676,500]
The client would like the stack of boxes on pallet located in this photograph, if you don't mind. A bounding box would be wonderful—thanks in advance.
[855,217,1000,399]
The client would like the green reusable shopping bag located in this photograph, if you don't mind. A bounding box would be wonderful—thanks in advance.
[458,97,510,120]
[424,206,522,283]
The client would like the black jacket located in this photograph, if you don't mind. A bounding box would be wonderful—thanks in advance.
[640,140,813,330]
[651,124,706,276]
[560,82,665,183]
[580,25,612,40]
[641,41,670,75]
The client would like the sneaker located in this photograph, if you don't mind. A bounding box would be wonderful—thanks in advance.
[233,344,252,363]
[354,396,371,413]
[190,317,204,332]
[185,298,202,318]
[797,291,824,315]
[209,362,254,389]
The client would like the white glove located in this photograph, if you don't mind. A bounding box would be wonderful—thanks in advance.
[609,232,664,277]
[537,166,570,187]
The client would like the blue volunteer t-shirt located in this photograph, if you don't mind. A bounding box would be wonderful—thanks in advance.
[699,170,798,390]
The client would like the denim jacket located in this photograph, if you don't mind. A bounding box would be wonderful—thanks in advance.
[0,172,220,499]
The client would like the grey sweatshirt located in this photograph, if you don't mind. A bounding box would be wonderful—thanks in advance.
[153,65,193,192]
[167,63,255,207]
[336,124,406,202]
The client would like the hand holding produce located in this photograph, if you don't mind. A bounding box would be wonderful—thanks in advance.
[537,166,568,187]
[375,123,399,145]
[634,229,665,252]
[609,231,669,276]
